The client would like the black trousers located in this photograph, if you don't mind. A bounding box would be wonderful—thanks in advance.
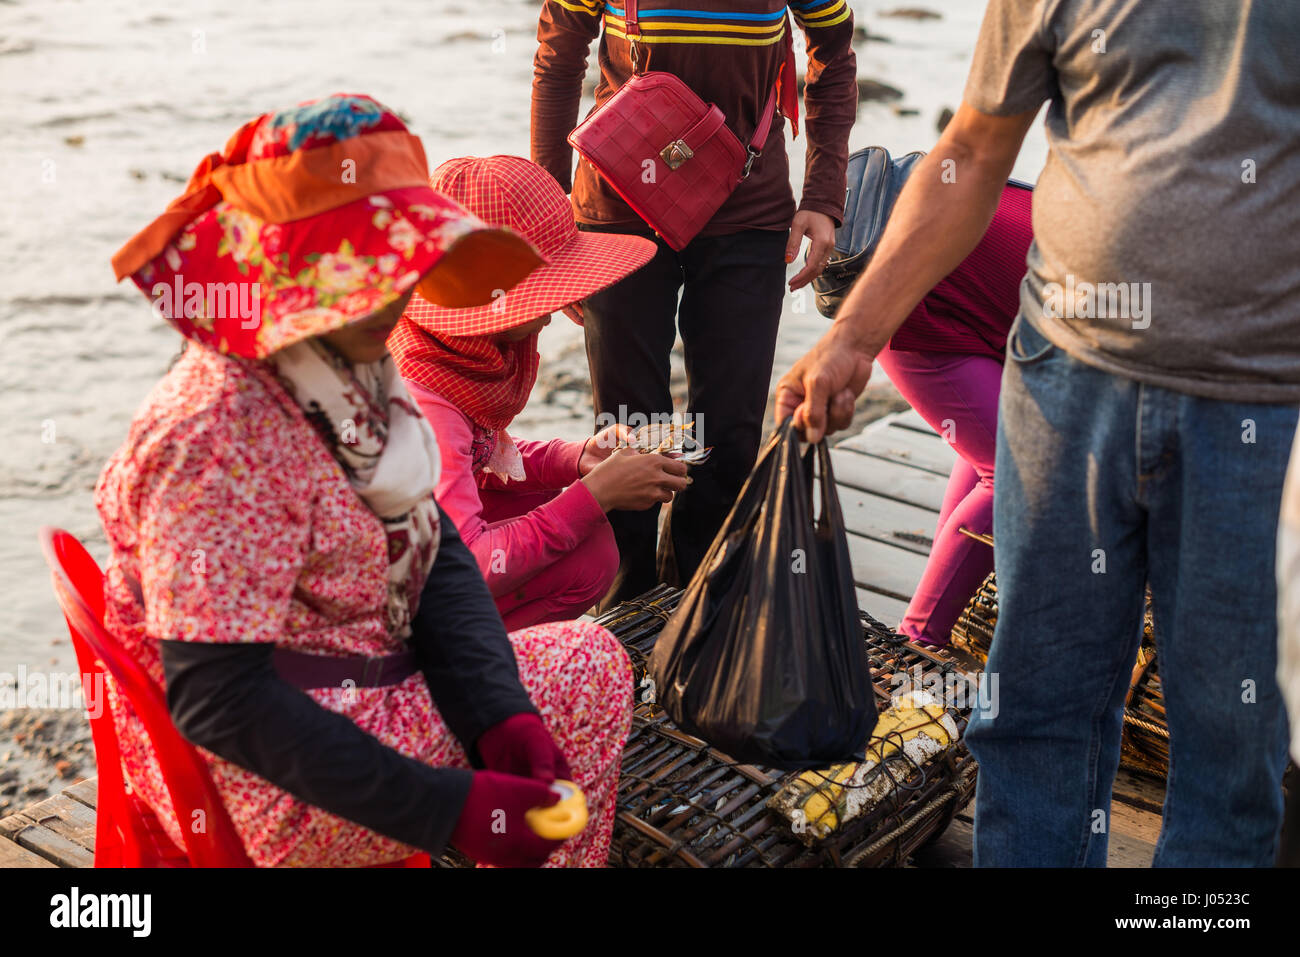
[579,223,788,606]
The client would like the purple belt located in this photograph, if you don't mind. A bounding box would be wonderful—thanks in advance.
[271,647,419,690]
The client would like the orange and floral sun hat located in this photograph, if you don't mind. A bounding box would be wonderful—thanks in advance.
[111,94,545,359]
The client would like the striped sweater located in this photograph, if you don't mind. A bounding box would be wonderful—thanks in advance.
[532,0,857,235]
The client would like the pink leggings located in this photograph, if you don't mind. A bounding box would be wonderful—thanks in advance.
[875,345,1002,646]
[479,488,619,631]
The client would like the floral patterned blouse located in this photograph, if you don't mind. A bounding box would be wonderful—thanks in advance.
[95,342,451,865]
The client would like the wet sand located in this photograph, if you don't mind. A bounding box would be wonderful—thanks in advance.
[0,708,94,818]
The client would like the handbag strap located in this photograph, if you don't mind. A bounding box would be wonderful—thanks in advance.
[625,0,644,73]
[742,15,796,177]
[681,105,729,154]
[742,80,781,179]
[748,88,779,153]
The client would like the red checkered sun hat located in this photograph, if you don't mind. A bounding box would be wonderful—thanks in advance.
[396,155,656,337]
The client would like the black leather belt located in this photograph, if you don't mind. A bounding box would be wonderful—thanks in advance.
[271,647,418,690]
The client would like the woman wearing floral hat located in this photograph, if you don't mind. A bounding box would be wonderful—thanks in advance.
[97,94,633,867]
[390,155,690,629]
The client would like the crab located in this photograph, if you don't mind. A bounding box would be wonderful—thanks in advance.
[627,419,712,465]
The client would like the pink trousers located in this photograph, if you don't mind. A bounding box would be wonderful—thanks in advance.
[480,488,619,631]
[875,345,1003,646]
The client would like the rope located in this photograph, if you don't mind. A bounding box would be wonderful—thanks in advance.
[843,777,971,867]
[1122,711,1170,739]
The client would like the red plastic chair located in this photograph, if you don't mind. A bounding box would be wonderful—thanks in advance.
[40,527,255,866]
[39,527,430,868]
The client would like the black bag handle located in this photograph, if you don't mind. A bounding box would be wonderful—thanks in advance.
[699,416,795,565]
[778,416,843,534]
[813,438,848,535]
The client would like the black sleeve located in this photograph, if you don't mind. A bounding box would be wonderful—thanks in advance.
[408,505,538,761]
[161,639,472,858]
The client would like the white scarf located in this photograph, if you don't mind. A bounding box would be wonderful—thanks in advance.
[271,338,442,639]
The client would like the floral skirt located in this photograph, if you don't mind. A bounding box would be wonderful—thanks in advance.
[111,620,633,867]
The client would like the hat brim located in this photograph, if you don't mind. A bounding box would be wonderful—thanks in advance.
[417,226,546,308]
[403,229,656,337]
[128,185,548,359]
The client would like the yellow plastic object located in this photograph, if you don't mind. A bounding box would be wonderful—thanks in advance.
[525,780,589,840]
[769,693,960,842]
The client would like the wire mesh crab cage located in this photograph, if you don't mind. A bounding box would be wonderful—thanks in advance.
[949,571,998,662]
[436,586,981,868]
[593,585,979,867]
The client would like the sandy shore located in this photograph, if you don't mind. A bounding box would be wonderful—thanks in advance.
[0,708,94,818]
[514,319,911,439]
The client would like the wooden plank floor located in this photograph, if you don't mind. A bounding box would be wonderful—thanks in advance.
[0,770,1160,868]
[912,772,1162,868]
[832,411,956,629]
[0,777,97,868]
[0,411,1166,868]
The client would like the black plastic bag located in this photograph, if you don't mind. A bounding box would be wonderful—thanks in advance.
[648,418,878,769]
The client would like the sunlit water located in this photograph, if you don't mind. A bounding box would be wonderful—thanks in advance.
[0,0,1046,672]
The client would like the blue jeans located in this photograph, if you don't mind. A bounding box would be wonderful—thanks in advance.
[966,312,1299,866]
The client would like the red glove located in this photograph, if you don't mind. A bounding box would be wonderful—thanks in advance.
[450,770,564,867]
[476,712,572,784]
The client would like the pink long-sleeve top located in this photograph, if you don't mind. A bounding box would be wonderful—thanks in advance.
[405,380,609,597]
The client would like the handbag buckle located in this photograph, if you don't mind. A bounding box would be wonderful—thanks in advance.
[742,146,761,179]
[660,139,694,170]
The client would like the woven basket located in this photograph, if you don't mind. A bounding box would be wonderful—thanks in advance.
[1121,646,1168,776]
[949,571,999,662]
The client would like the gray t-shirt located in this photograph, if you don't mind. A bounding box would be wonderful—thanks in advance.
[965,0,1300,402]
